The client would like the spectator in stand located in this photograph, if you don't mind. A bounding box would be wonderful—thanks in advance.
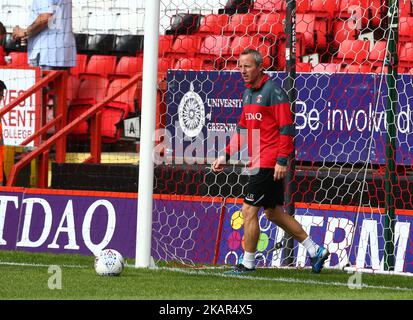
[0,22,7,66]
[12,0,76,70]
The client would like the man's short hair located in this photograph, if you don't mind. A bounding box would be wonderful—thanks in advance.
[0,22,6,36]
[0,80,6,91]
[240,49,263,66]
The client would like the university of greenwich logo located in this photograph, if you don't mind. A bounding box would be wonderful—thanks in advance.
[178,82,205,138]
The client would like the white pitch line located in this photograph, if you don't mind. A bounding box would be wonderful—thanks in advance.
[0,261,89,269]
[161,267,413,292]
[2,261,413,292]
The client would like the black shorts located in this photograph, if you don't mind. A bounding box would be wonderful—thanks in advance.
[243,168,285,209]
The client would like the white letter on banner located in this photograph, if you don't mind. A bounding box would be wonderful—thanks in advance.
[295,215,325,268]
[0,196,19,245]
[295,101,307,130]
[82,200,116,256]
[324,217,354,268]
[356,219,380,269]
[16,198,53,248]
[394,222,410,272]
[48,200,79,250]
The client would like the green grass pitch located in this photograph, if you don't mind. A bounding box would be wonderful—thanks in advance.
[1,250,413,300]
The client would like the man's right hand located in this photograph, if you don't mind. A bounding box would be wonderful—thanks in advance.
[12,26,25,40]
[211,155,227,173]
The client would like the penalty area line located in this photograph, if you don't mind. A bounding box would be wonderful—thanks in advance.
[161,267,413,292]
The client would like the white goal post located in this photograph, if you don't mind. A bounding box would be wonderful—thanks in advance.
[134,0,160,268]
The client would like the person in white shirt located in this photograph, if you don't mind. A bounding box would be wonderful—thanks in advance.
[12,0,76,70]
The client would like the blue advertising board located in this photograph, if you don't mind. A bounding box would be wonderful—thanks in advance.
[166,71,413,165]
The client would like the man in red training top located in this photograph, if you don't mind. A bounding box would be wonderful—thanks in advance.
[212,49,330,274]
[0,22,7,66]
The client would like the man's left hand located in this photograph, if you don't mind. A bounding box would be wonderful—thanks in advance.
[274,163,287,180]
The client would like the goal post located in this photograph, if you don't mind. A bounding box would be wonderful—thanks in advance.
[135,0,160,268]
[283,0,298,267]
[384,0,398,271]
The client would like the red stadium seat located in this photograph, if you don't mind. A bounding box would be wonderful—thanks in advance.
[309,0,339,18]
[101,79,138,142]
[229,36,272,56]
[225,36,274,69]
[336,0,370,27]
[251,0,285,13]
[71,76,108,106]
[399,17,413,43]
[158,56,175,77]
[254,13,285,36]
[66,75,80,104]
[335,39,370,64]
[312,63,341,72]
[158,35,174,56]
[223,13,259,35]
[100,107,125,143]
[297,0,310,13]
[368,41,387,67]
[170,35,203,57]
[296,13,316,49]
[80,55,117,79]
[374,65,406,74]
[314,18,329,49]
[198,35,233,69]
[174,57,215,70]
[332,19,359,46]
[369,0,383,27]
[106,78,137,114]
[337,0,382,27]
[221,60,239,70]
[297,62,312,72]
[109,56,143,80]
[68,106,89,136]
[342,64,372,73]
[399,0,412,17]
[197,14,230,35]
[199,35,232,56]
[70,54,88,76]
[399,42,413,68]
[68,77,109,137]
[8,52,28,68]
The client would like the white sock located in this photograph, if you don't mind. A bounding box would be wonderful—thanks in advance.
[301,236,320,258]
[242,251,256,269]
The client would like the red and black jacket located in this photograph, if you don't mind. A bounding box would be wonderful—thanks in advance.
[0,46,6,66]
[225,75,294,169]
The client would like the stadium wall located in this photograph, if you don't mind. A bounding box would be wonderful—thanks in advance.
[0,186,412,273]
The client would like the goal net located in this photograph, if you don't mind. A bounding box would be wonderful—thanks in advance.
[154,0,413,274]
[0,0,412,276]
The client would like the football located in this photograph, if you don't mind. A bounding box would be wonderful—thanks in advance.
[94,249,124,276]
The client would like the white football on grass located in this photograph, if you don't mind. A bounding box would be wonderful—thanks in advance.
[94,249,124,276]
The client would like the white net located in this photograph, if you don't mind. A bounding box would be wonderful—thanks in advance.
[154,0,413,274]
[0,0,412,274]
